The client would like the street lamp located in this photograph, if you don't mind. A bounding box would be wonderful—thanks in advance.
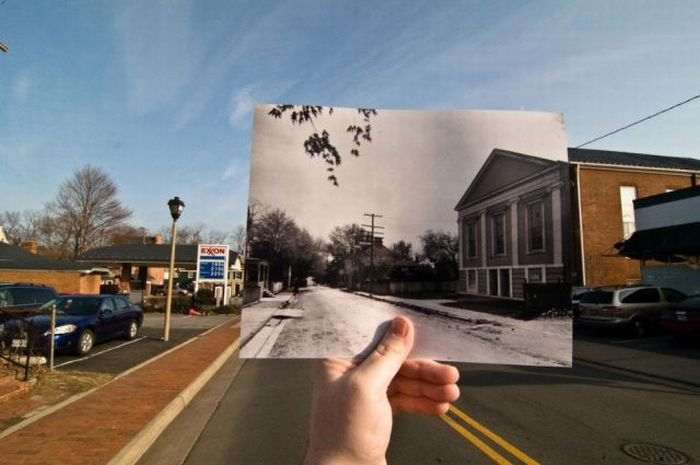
[163,196,185,341]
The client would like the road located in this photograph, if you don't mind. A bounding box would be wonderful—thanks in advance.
[241,286,571,366]
[141,320,700,464]
[53,313,233,373]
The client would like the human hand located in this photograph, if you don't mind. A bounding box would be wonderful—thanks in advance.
[304,316,460,465]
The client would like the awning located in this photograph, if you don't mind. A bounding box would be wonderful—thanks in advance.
[615,222,700,260]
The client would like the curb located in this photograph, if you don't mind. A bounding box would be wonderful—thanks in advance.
[107,322,241,465]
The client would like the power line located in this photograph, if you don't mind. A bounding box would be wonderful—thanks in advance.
[575,94,700,148]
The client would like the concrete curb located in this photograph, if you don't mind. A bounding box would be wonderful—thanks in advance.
[106,325,241,465]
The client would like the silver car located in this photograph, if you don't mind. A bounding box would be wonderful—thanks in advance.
[577,286,687,337]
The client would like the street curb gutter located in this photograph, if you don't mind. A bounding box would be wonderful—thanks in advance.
[107,329,241,465]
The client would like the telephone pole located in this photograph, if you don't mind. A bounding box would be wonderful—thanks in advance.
[362,213,384,295]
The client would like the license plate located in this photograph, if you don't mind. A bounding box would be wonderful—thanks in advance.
[11,338,27,348]
[676,312,688,322]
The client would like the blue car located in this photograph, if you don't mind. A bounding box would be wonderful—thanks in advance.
[0,294,144,356]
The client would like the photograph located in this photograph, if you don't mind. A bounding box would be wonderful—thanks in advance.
[241,104,573,366]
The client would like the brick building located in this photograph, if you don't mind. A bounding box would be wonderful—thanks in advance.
[0,242,102,293]
[569,148,700,287]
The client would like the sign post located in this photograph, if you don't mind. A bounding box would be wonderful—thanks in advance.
[196,244,229,305]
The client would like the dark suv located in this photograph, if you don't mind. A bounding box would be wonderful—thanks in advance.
[0,283,59,316]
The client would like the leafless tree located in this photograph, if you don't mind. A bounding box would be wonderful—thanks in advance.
[52,165,132,258]
[0,211,23,244]
[230,225,247,254]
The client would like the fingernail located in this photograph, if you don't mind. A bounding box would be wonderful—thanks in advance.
[391,317,409,337]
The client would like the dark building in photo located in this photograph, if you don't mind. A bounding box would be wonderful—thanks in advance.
[455,149,572,299]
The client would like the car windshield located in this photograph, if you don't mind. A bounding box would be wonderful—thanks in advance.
[579,290,613,304]
[40,297,102,316]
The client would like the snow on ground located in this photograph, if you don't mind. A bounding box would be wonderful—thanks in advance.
[242,287,571,367]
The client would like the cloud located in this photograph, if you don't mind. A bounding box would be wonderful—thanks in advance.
[12,71,32,101]
[228,87,256,128]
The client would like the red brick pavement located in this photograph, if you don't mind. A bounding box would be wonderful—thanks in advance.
[0,318,240,465]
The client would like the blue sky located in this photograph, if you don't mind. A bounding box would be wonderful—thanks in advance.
[1,1,699,238]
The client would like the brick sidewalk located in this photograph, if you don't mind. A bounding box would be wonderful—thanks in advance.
[0,318,240,465]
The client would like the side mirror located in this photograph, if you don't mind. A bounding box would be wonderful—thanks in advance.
[100,307,113,316]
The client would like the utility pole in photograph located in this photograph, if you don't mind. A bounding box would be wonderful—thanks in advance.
[362,213,384,296]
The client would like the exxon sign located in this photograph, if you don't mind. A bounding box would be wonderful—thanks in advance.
[199,245,227,258]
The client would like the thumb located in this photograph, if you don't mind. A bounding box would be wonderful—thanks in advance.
[357,316,414,389]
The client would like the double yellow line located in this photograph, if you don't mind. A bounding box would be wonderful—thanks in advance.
[441,405,540,465]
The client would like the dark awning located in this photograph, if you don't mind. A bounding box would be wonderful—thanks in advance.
[615,222,700,260]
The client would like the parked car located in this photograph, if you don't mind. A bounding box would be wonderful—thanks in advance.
[0,283,58,317]
[661,294,700,339]
[577,285,687,337]
[0,294,143,356]
[571,286,595,318]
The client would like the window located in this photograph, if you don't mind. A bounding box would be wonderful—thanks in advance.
[526,200,545,252]
[462,220,478,261]
[491,213,506,256]
[661,288,687,303]
[620,186,637,239]
[114,296,131,311]
[621,288,660,304]
[467,269,477,290]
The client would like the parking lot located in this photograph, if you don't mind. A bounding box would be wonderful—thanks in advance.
[52,313,237,374]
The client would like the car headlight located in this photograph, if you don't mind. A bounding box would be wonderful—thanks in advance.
[44,324,78,336]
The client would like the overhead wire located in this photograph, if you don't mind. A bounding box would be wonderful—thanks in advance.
[575,94,700,148]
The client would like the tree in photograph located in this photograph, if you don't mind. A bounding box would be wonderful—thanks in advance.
[325,223,367,288]
[51,165,132,258]
[248,208,326,285]
[389,240,414,264]
[268,105,377,186]
[419,229,459,281]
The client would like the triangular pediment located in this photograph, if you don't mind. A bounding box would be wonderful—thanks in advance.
[455,149,559,210]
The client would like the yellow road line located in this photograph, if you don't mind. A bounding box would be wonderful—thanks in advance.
[445,405,541,465]
[440,414,513,465]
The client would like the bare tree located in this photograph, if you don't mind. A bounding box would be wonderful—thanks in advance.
[0,211,23,244]
[230,225,247,254]
[52,165,132,258]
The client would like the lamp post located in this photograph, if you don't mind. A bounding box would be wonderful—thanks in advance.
[163,196,185,341]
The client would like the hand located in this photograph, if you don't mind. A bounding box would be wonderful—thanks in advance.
[304,316,460,465]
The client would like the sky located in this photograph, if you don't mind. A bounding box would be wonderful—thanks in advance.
[250,105,567,246]
[1,1,699,243]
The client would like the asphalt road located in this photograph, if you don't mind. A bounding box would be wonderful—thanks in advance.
[53,313,234,373]
[142,325,700,465]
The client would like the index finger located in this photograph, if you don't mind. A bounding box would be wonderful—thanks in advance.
[398,358,460,385]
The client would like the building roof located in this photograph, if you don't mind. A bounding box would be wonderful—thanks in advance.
[616,222,700,260]
[455,148,563,211]
[569,148,700,171]
[0,243,95,271]
[77,244,240,267]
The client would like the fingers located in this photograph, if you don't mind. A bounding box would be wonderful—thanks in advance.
[389,393,452,416]
[356,316,415,389]
[398,359,460,385]
[388,375,460,403]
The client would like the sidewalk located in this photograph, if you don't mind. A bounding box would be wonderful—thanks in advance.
[0,316,240,465]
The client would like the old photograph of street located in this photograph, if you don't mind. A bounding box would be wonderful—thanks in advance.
[242,105,572,365]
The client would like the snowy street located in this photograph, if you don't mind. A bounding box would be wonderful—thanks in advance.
[241,286,571,366]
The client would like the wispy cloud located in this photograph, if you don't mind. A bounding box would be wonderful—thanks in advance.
[11,71,33,102]
[228,87,256,128]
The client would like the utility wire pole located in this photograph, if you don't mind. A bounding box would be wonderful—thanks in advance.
[362,213,384,295]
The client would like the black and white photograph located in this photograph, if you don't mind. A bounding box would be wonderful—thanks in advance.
[242,105,573,366]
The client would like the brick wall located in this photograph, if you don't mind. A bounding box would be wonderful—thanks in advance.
[578,166,694,286]
[0,269,101,294]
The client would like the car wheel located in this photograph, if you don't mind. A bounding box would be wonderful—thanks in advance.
[631,318,646,338]
[77,329,95,355]
[126,320,139,340]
